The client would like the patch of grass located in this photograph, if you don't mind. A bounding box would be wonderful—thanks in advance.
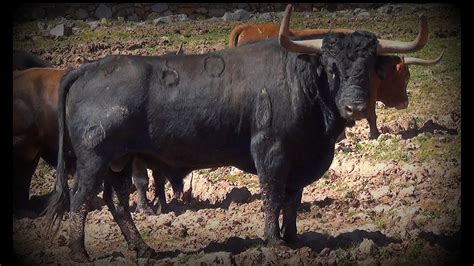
[406,239,426,263]
[414,134,460,162]
[421,200,446,220]
[354,136,409,163]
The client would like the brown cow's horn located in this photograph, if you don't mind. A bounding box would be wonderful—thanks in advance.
[377,15,429,54]
[279,4,322,54]
[404,50,444,65]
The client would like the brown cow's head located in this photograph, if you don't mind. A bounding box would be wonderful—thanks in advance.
[375,51,444,109]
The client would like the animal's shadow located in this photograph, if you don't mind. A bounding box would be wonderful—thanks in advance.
[143,229,399,261]
[130,187,262,216]
[397,119,458,139]
[418,230,461,252]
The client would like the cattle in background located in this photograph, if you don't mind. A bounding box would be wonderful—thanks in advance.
[229,22,443,139]
[13,50,51,70]
[44,5,440,262]
[13,68,71,213]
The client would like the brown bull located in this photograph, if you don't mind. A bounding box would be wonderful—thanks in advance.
[229,22,443,138]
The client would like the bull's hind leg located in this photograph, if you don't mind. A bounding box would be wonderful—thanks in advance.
[104,165,156,258]
[152,170,167,214]
[251,135,289,246]
[281,187,303,243]
[68,163,105,262]
[132,158,154,214]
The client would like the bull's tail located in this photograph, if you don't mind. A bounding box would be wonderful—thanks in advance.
[228,24,246,48]
[42,66,86,240]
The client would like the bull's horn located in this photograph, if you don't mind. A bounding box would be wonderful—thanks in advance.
[377,15,429,54]
[404,50,444,65]
[176,42,184,55]
[279,4,322,54]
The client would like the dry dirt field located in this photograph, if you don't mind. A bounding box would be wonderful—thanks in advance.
[12,3,461,265]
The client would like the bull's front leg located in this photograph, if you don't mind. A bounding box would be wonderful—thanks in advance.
[251,135,289,246]
[281,187,303,243]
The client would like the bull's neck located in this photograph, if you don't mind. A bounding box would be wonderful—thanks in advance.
[290,28,354,38]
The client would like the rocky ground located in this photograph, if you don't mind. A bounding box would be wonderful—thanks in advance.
[12,3,461,265]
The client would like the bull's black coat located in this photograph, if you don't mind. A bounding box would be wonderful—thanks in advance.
[46,32,378,261]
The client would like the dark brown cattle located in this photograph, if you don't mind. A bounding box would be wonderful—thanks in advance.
[229,23,443,138]
[13,68,70,212]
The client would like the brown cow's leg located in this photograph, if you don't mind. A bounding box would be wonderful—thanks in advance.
[13,152,40,213]
[104,167,156,258]
[152,170,167,214]
[132,158,154,215]
[367,112,380,139]
[281,187,303,243]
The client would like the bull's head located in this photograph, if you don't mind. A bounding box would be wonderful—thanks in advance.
[277,4,436,122]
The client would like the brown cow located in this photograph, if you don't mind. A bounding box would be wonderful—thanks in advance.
[13,68,70,213]
[229,22,443,138]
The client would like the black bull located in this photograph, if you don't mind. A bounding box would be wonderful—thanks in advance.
[45,32,378,261]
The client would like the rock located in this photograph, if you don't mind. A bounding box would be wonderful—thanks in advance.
[87,21,100,30]
[259,12,276,20]
[100,18,108,24]
[234,9,253,20]
[358,11,370,17]
[163,10,173,17]
[147,12,160,20]
[151,3,168,13]
[127,14,139,22]
[370,186,390,200]
[189,14,206,21]
[373,204,390,214]
[94,3,112,19]
[358,238,376,255]
[399,186,415,198]
[37,22,47,31]
[153,14,188,24]
[208,8,226,17]
[237,3,249,9]
[196,7,208,14]
[49,24,72,37]
[74,8,89,20]
[377,5,394,14]
[117,16,125,22]
[319,247,331,256]
[222,12,236,22]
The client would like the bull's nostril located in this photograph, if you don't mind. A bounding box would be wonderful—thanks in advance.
[345,105,353,114]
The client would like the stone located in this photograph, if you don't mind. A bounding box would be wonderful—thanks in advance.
[399,185,415,197]
[100,18,108,24]
[358,11,370,17]
[49,24,72,37]
[234,9,253,20]
[87,21,100,30]
[117,16,125,22]
[151,3,168,13]
[195,7,208,14]
[358,238,376,255]
[163,11,173,17]
[177,7,194,16]
[94,3,112,19]
[208,8,226,17]
[189,14,206,21]
[128,14,139,22]
[237,3,249,9]
[37,21,47,31]
[74,8,89,20]
[154,14,187,24]
[147,12,160,20]
[370,186,390,200]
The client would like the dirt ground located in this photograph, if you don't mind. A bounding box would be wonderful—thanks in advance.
[12,4,461,265]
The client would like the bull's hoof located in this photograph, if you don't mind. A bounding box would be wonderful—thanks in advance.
[369,130,380,140]
[69,250,91,263]
[137,247,157,258]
